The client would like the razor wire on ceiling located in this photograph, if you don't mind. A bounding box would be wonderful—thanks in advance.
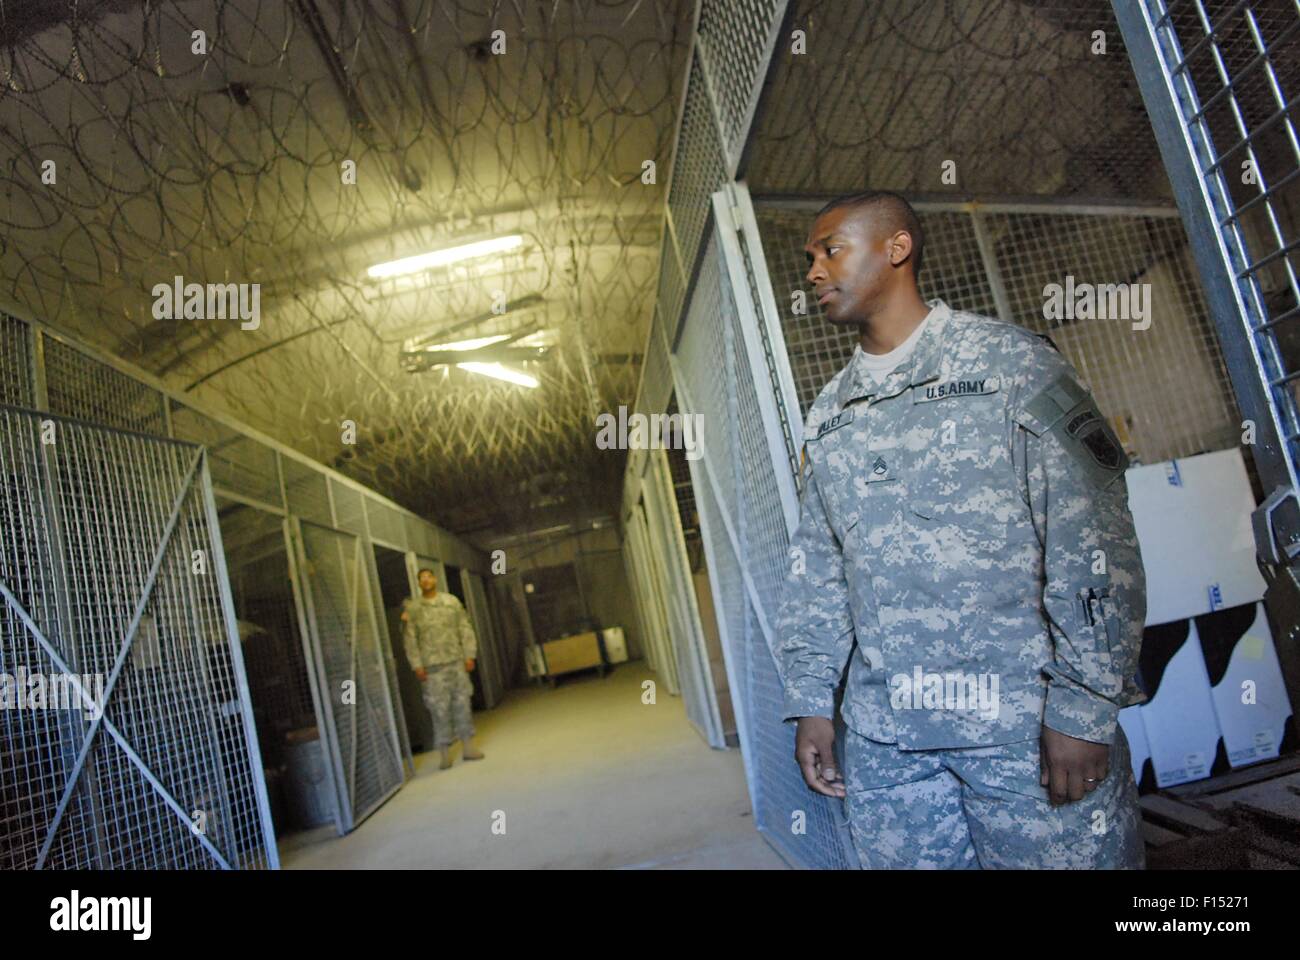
[0,0,694,536]
[746,0,1175,200]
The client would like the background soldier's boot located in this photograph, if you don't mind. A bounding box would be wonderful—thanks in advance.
[439,746,453,770]
[462,740,485,761]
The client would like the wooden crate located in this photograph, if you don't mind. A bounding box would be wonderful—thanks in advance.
[541,632,603,677]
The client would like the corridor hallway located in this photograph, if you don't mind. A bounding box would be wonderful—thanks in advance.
[279,666,786,870]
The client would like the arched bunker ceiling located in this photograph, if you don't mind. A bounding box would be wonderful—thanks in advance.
[0,0,694,539]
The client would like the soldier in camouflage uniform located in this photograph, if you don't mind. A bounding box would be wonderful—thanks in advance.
[402,568,485,769]
[777,191,1146,869]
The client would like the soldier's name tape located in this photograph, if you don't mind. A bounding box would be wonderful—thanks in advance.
[814,377,1001,441]
[808,372,1126,490]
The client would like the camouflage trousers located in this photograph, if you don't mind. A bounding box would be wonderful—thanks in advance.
[842,726,1144,869]
[421,663,475,749]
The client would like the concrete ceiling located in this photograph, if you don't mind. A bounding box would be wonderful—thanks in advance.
[0,0,694,540]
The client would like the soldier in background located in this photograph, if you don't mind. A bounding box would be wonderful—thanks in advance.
[777,190,1146,868]
[402,568,485,770]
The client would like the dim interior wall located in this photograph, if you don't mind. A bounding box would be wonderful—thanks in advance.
[508,526,646,664]
[498,578,537,684]
[486,581,521,687]
[576,547,643,662]
[498,577,533,679]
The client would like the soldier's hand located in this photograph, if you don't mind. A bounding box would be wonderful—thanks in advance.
[465,658,475,672]
[1040,724,1109,806]
[414,667,427,682]
[794,716,846,798]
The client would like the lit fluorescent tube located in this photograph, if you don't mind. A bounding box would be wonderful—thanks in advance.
[368,235,524,278]
[456,362,539,388]
[421,334,511,352]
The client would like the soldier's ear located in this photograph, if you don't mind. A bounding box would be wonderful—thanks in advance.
[887,230,912,268]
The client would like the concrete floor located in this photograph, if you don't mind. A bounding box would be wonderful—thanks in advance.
[279,664,788,869]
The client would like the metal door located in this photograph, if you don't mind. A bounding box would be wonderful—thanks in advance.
[621,513,660,676]
[1113,1,1300,558]
[643,448,726,746]
[663,193,861,868]
[0,407,278,868]
[462,571,504,708]
[630,498,681,694]
[288,518,404,831]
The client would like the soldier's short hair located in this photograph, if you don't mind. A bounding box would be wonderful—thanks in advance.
[815,190,925,281]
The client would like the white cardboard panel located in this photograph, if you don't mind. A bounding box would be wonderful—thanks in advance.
[1205,602,1293,768]
[1139,623,1222,787]
[1118,704,1150,784]
[1125,448,1265,625]
[602,626,629,664]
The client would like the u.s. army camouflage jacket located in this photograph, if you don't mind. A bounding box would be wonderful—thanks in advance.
[402,592,478,669]
[776,298,1147,749]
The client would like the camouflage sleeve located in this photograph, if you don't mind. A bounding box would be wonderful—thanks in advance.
[775,451,856,722]
[458,600,479,661]
[1010,340,1147,745]
[401,601,422,671]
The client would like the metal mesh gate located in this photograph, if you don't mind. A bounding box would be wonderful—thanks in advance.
[0,407,277,868]
[290,520,405,831]
[625,499,680,694]
[669,221,857,868]
[641,448,725,746]
[0,307,515,838]
[1114,0,1300,554]
[462,571,505,710]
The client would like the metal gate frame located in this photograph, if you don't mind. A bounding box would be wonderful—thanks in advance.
[287,517,405,832]
[624,499,660,678]
[360,540,416,779]
[1113,0,1300,559]
[642,446,726,747]
[713,182,806,514]
[462,570,505,709]
[282,516,347,833]
[629,495,681,694]
[1,409,278,868]
[663,186,862,868]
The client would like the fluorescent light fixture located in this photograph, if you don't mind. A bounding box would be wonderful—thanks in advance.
[457,362,539,388]
[421,334,512,352]
[511,329,554,347]
[368,234,524,279]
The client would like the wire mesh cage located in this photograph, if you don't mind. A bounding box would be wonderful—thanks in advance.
[754,204,1243,466]
[172,403,284,509]
[293,522,405,828]
[0,409,276,868]
[745,0,1173,201]
[0,300,486,865]
[43,337,169,436]
[0,313,33,407]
